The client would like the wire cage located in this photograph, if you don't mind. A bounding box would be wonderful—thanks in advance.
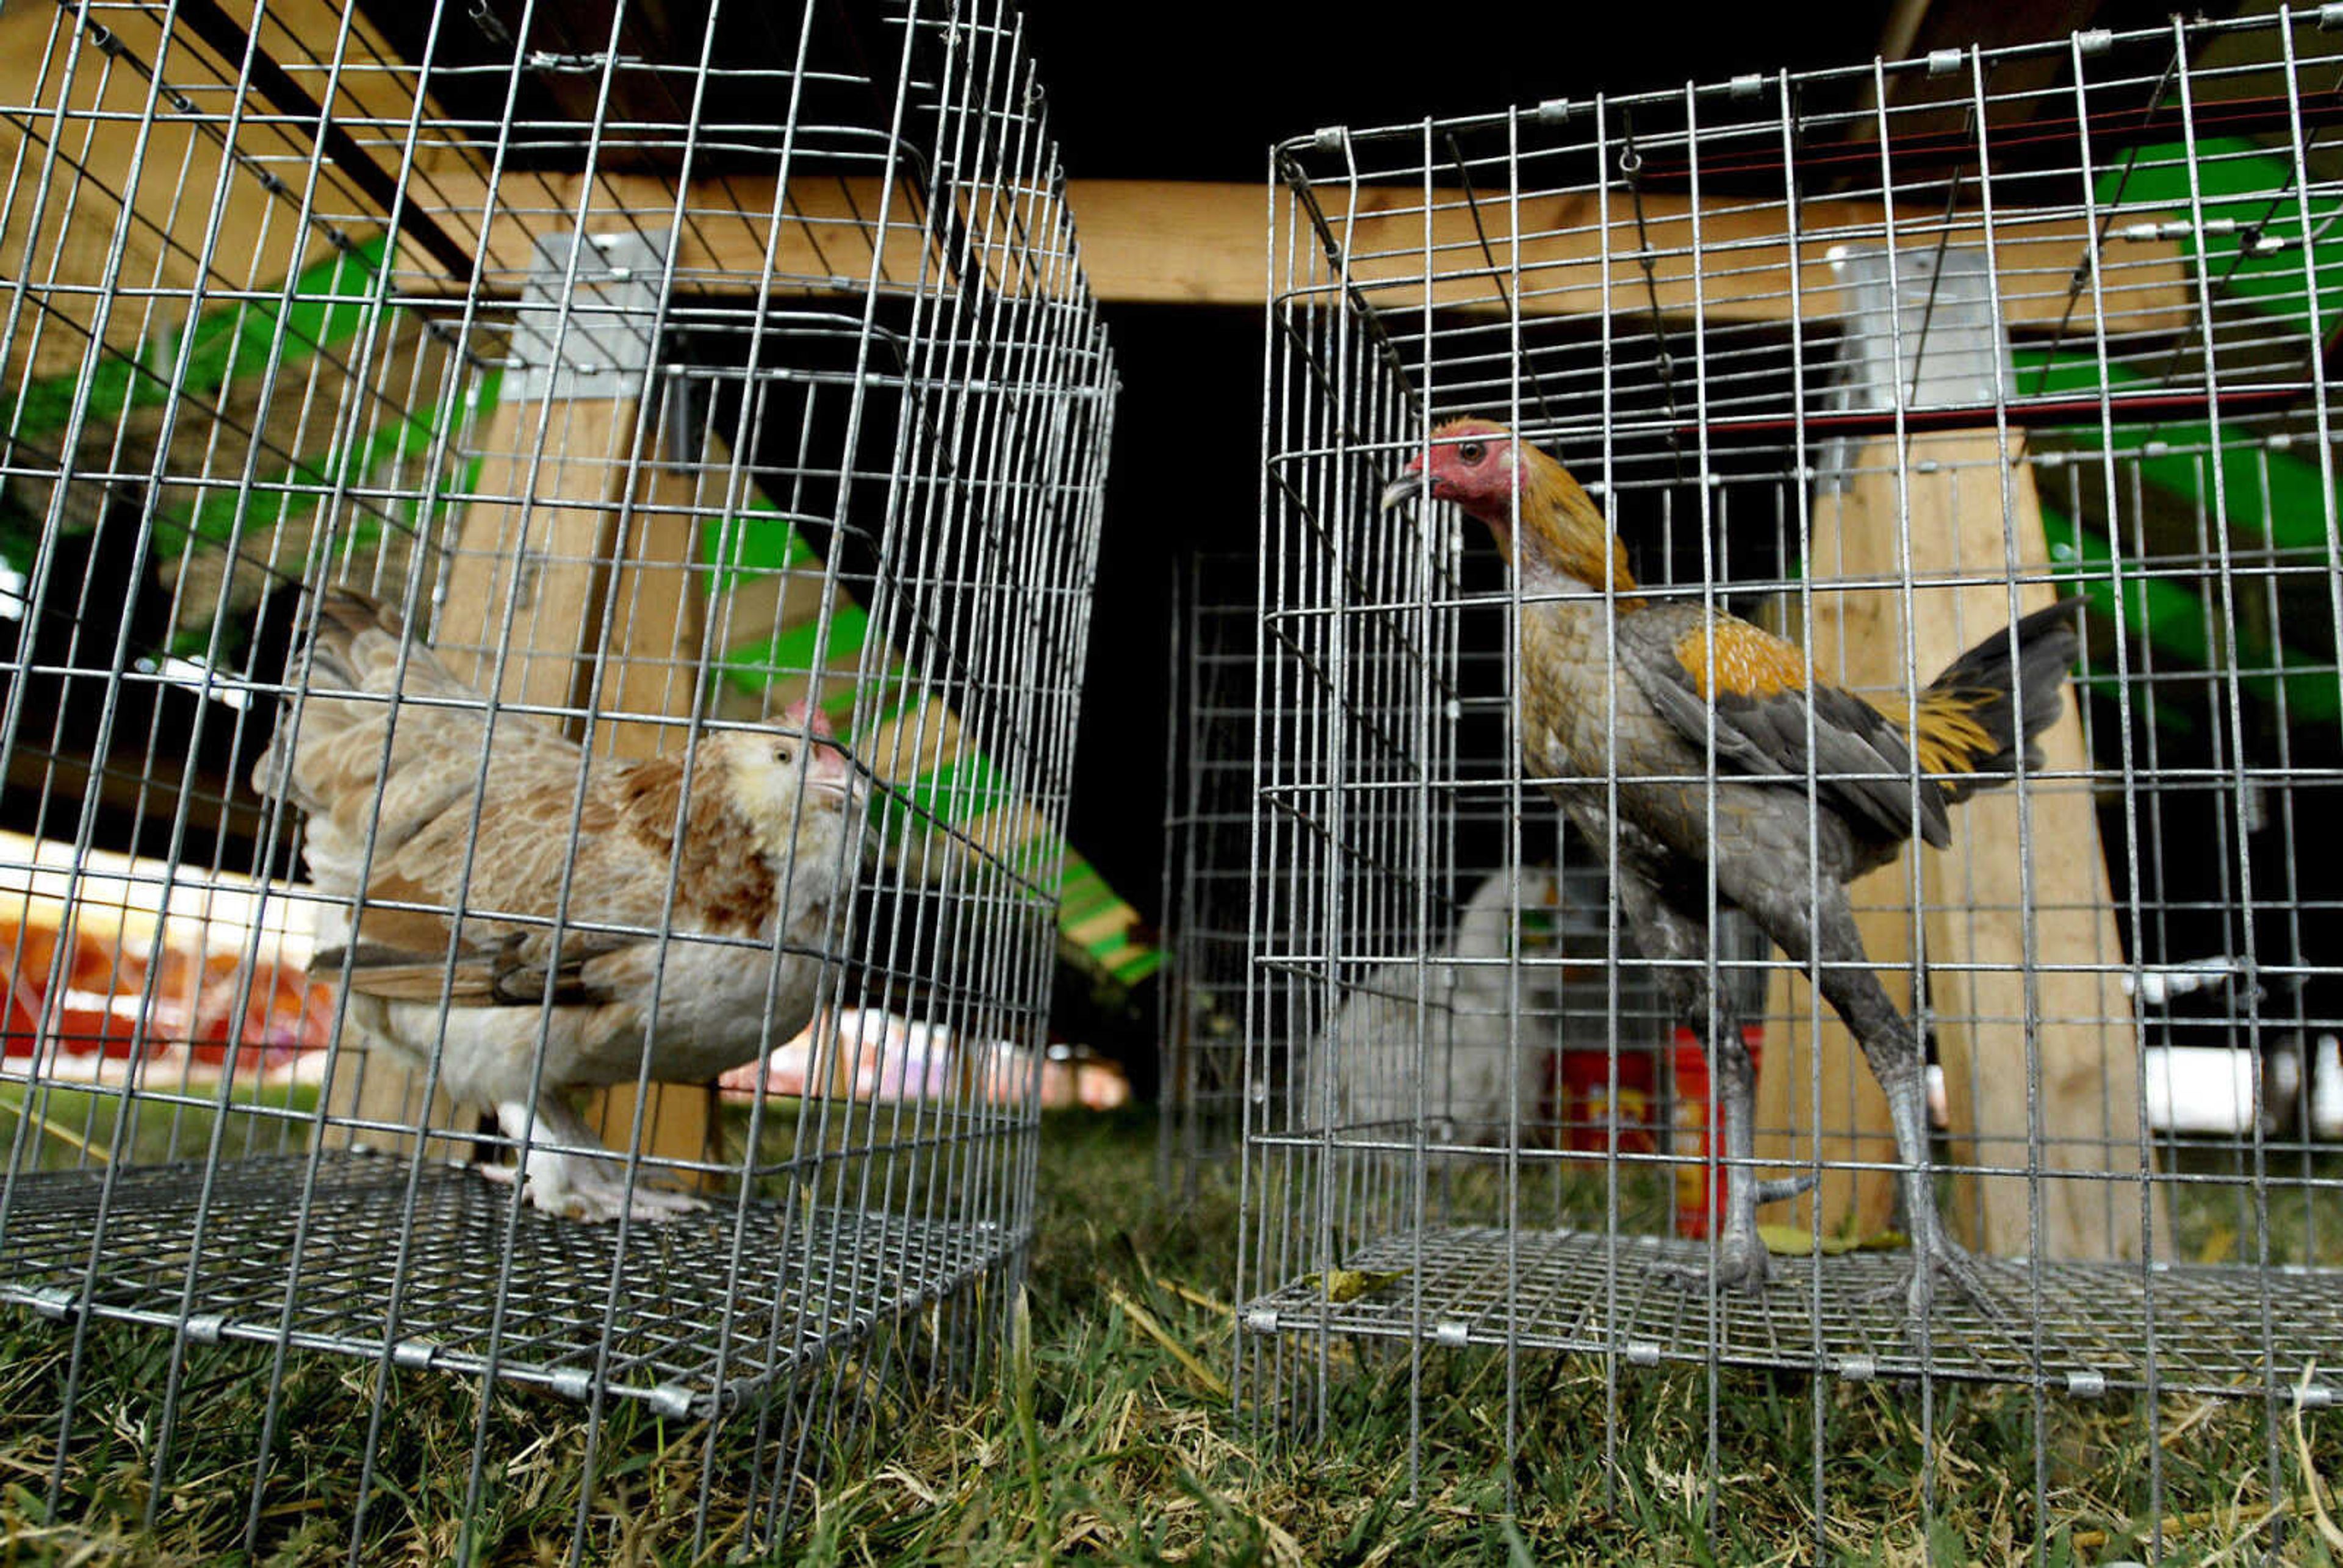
[1153,550,1246,1171]
[1162,547,1751,1181]
[1157,551,1258,1181]
[0,0,1111,1555]
[1239,7,2343,1546]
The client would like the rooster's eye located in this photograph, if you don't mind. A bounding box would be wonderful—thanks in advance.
[1457,441,1485,464]
[774,745,796,765]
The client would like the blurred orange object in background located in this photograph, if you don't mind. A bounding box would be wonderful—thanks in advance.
[0,832,333,1079]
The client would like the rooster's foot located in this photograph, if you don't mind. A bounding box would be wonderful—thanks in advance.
[1865,1232,2006,1330]
[1655,1229,1771,1296]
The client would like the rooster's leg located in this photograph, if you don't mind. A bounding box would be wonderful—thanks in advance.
[1696,1010,1771,1293]
[1617,876,1785,1295]
[1806,896,1999,1326]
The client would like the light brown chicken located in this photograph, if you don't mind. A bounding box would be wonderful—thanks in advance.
[255,589,865,1221]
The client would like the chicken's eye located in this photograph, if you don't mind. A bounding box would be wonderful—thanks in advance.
[1457,441,1485,464]
[774,744,796,766]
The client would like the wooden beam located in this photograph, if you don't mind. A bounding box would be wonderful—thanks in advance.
[317,390,623,1166]
[1225,181,2190,336]
[319,358,733,1177]
[1753,857,1910,1245]
[450,386,730,1182]
[2,0,2191,358]
[575,431,724,1168]
[380,169,2193,336]
[3,1,2192,351]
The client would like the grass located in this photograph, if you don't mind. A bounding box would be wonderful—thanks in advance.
[0,1109,2335,1564]
[0,1079,322,1172]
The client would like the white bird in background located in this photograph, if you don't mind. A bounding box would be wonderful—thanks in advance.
[1318,868,1571,1148]
[254,588,865,1223]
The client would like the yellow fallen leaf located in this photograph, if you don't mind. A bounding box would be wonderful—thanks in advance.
[1759,1224,1858,1256]
[1298,1268,1408,1303]
[1758,1225,1910,1256]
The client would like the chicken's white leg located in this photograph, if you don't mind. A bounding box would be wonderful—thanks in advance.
[485,1096,707,1223]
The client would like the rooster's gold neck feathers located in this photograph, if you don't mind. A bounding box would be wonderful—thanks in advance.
[1508,439,1641,600]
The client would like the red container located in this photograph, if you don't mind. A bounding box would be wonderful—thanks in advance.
[1670,1026,1766,1240]
[1552,1047,1657,1154]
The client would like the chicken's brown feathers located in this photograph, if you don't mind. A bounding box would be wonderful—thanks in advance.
[304,589,401,686]
[315,927,633,1007]
[607,752,784,932]
[310,943,505,1005]
[1672,620,1812,702]
[1624,606,1956,851]
[262,586,846,1005]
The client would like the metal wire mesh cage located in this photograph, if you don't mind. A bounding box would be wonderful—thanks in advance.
[1157,552,1253,1179]
[1239,7,2343,1537]
[1162,548,1743,1179]
[0,0,1110,1553]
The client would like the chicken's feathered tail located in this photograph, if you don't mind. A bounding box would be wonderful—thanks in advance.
[1907,597,2086,805]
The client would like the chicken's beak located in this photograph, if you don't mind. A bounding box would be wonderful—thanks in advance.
[1380,467,1428,511]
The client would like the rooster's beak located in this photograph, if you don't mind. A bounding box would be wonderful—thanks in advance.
[1379,469,1427,510]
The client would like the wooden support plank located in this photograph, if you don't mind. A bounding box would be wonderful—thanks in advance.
[1753,858,1910,1245]
[398,165,946,302]
[1123,180,2195,336]
[0,7,2190,349]
[382,170,2193,336]
[317,390,628,1163]
[583,431,710,763]
[577,432,722,1172]
[2,0,2190,344]
[1757,431,2164,1261]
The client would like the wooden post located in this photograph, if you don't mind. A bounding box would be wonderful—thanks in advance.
[1751,852,1910,1242]
[317,375,625,1163]
[1755,432,2164,1260]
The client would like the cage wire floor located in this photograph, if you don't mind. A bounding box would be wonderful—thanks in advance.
[1242,1227,2343,1400]
[0,1151,1009,1419]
